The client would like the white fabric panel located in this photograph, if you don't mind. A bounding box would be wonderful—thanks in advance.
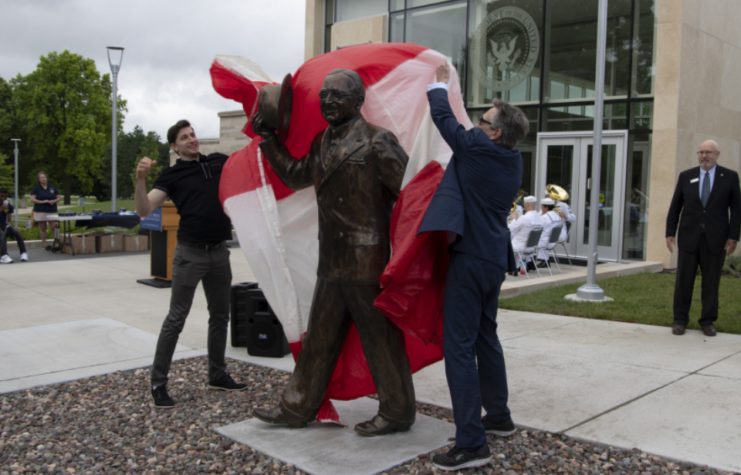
[361,49,473,187]
[214,55,275,83]
[275,188,319,336]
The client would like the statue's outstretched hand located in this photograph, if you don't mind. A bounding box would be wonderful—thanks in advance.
[252,113,276,140]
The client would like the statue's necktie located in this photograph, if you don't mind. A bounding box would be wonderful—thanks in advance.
[701,172,711,208]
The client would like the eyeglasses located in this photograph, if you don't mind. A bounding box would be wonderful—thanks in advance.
[696,151,717,156]
[319,90,355,100]
[478,117,492,126]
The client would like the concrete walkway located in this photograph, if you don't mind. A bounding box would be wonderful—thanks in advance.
[0,252,739,472]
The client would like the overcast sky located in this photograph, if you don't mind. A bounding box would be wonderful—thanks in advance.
[0,0,306,140]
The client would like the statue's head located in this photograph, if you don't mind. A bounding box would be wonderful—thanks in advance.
[320,69,365,127]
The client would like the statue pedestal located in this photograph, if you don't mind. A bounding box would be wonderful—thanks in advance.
[216,398,454,475]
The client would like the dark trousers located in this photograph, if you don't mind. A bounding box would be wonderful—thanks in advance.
[280,278,416,426]
[1,226,26,256]
[674,234,726,326]
[443,251,509,449]
[151,242,232,387]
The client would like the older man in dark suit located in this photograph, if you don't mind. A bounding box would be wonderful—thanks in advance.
[420,62,528,471]
[251,69,415,437]
[666,139,741,337]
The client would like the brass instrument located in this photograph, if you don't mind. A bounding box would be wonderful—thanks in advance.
[545,184,569,204]
[508,194,524,224]
[546,184,569,219]
[510,194,523,213]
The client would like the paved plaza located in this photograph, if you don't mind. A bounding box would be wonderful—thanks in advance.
[1,249,740,473]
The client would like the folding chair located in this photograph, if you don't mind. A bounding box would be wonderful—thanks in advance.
[556,221,573,266]
[539,225,563,276]
[513,227,543,279]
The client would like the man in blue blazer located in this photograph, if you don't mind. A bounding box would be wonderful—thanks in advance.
[420,63,528,471]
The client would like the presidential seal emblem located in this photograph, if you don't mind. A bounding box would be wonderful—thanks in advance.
[470,6,540,92]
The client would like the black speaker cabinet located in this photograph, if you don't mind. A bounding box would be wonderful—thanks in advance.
[230,282,290,357]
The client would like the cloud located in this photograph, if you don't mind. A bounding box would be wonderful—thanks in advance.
[0,0,306,139]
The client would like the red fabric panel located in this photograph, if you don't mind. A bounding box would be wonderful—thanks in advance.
[376,161,449,348]
[210,61,270,139]
[212,44,428,198]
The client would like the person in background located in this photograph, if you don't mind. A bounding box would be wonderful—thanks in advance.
[555,197,576,242]
[29,171,61,250]
[508,196,541,275]
[666,139,741,337]
[536,197,563,267]
[0,187,28,263]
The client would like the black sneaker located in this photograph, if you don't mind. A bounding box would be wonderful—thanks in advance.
[482,415,516,436]
[432,444,491,471]
[208,373,247,391]
[151,385,175,408]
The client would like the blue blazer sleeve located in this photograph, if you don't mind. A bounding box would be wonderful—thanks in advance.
[427,88,477,158]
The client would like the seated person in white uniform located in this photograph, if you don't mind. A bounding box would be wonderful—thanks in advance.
[555,199,576,242]
[509,196,541,253]
[537,197,564,265]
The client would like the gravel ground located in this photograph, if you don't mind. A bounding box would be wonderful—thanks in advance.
[1,357,737,475]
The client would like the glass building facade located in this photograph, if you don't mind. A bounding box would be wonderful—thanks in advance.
[323,0,656,261]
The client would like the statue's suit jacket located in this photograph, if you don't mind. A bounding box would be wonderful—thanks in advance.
[419,88,521,272]
[666,165,741,254]
[260,115,408,284]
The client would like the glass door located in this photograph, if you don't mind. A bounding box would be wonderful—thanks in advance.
[536,131,627,262]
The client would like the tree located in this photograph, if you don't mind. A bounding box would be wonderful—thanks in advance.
[93,126,169,201]
[131,132,164,192]
[11,50,126,204]
[0,152,13,189]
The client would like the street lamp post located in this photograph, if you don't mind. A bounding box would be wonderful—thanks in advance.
[107,46,124,212]
[11,139,21,227]
[576,0,608,300]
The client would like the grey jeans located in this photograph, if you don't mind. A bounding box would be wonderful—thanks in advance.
[151,242,232,387]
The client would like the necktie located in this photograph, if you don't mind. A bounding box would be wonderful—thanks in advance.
[701,172,710,208]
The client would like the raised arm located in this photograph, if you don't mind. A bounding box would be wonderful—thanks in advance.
[254,114,315,191]
[135,157,167,217]
[427,63,473,157]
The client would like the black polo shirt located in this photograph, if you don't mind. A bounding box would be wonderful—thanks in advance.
[153,153,232,243]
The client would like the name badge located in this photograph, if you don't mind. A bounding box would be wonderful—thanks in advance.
[690,178,699,184]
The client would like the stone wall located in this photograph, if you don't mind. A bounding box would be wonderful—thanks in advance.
[218,110,252,155]
[647,0,741,267]
[330,14,387,50]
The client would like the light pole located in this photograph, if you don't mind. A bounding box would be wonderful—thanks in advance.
[576,0,608,300]
[107,46,124,212]
[10,139,20,227]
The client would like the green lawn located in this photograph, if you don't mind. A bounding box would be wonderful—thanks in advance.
[16,199,136,217]
[500,272,741,335]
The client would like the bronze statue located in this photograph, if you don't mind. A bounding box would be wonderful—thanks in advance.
[251,69,415,436]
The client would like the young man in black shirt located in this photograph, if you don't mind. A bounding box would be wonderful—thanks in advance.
[135,120,246,408]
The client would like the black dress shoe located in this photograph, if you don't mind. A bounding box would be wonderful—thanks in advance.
[672,323,686,335]
[702,324,717,337]
[526,262,536,272]
[354,415,411,437]
[253,406,308,429]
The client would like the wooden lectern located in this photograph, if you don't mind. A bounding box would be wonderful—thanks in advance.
[150,202,180,282]
[137,201,181,288]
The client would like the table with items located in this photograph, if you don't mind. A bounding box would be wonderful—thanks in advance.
[47,212,140,256]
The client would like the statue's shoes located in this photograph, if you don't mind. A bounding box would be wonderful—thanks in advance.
[252,406,308,429]
[354,415,411,437]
